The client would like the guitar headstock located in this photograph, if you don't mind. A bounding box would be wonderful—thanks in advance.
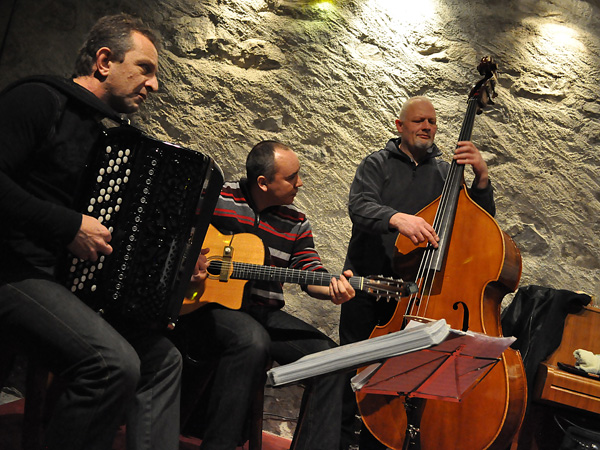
[363,276,418,301]
[469,56,498,114]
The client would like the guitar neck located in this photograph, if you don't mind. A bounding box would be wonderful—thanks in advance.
[229,261,363,290]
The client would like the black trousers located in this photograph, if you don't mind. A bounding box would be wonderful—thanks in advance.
[339,291,397,450]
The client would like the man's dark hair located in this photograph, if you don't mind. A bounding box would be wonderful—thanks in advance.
[246,140,291,184]
[74,13,159,77]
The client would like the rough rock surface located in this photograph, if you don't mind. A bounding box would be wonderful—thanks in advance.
[1,0,599,439]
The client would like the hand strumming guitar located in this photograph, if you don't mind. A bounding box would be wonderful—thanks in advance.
[187,248,210,301]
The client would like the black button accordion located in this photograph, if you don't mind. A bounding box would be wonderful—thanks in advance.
[56,125,223,329]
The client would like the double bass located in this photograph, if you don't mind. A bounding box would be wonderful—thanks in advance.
[356,57,527,449]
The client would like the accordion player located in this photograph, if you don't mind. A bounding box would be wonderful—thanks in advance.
[55,124,223,330]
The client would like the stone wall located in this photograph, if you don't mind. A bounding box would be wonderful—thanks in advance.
[1,0,599,439]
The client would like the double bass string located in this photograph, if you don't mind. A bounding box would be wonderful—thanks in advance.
[405,97,479,321]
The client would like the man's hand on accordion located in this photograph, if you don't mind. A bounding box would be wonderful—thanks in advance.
[67,214,113,261]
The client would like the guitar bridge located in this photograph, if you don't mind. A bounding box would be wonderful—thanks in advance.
[219,244,234,282]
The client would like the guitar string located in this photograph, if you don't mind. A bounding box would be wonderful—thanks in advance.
[209,260,405,296]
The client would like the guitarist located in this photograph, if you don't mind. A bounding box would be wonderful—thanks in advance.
[178,140,356,450]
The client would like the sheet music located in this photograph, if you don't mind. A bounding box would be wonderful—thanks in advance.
[267,319,451,387]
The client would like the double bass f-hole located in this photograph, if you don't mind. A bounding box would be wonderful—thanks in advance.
[452,301,469,332]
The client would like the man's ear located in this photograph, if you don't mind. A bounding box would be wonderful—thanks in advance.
[257,175,269,193]
[95,47,112,77]
[395,119,403,134]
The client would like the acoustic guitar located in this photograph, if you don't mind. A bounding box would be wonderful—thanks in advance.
[180,224,417,315]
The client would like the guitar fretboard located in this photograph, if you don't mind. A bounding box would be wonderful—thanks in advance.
[211,260,364,291]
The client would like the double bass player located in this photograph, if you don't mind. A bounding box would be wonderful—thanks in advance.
[339,96,495,450]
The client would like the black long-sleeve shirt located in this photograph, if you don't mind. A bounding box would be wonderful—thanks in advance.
[0,78,116,271]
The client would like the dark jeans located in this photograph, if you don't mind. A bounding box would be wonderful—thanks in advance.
[0,274,182,450]
[179,304,345,450]
[339,291,397,450]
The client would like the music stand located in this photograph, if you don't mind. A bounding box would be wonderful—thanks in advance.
[355,330,514,449]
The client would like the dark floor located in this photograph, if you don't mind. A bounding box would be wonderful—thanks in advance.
[0,397,291,450]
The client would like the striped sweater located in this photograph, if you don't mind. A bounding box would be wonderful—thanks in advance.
[211,179,327,308]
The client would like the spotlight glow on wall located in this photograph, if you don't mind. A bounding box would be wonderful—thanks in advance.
[537,23,585,55]
[313,0,336,11]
